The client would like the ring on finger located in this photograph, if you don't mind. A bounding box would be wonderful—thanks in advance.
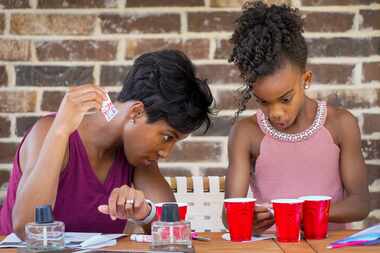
[126,199,134,205]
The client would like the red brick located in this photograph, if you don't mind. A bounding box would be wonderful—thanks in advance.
[368,164,380,186]
[0,91,36,113]
[0,142,17,163]
[362,139,380,160]
[0,116,10,138]
[16,66,94,86]
[0,39,30,61]
[210,0,244,7]
[0,0,30,8]
[301,0,380,5]
[37,0,118,8]
[100,65,131,87]
[0,170,9,191]
[0,14,4,34]
[307,64,354,84]
[108,92,118,102]
[308,37,380,57]
[210,0,290,7]
[216,89,257,110]
[310,89,380,109]
[127,0,204,7]
[126,39,209,60]
[41,91,65,112]
[16,116,39,137]
[304,12,354,32]
[159,167,193,177]
[100,14,180,34]
[199,167,227,176]
[165,141,222,162]
[35,40,117,61]
[363,114,380,134]
[197,64,242,84]
[11,14,96,35]
[363,62,380,83]
[369,192,380,210]
[360,10,380,30]
[0,65,7,86]
[188,12,239,32]
[192,116,235,136]
[215,39,232,60]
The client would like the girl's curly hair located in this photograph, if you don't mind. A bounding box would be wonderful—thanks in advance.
[229,1,308,117]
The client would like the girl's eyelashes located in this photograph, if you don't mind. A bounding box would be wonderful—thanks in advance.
[281,96,293,104]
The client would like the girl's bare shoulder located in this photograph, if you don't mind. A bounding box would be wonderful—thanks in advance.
[325,105,359,144]
[230,114,264,153]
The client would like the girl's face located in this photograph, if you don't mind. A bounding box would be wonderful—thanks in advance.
[252,62,311,131]
[122,114,188,168]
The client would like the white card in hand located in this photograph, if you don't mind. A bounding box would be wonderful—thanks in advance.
[101,93,118,122]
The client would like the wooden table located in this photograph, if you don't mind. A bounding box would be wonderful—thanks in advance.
[3,230,379,253]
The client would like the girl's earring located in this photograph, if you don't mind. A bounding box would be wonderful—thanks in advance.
[304,83,310,89]
[129,119,135,125]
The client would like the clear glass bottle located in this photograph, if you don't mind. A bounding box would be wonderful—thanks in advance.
[25,205,65,251]
[151,203,192,252]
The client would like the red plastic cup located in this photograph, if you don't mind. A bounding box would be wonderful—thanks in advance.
[155,202,188,221]
[272,199,304,242]
[224,198,256,242]
[299,195,331,239]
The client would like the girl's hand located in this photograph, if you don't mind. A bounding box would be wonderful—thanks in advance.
[97,185,151,221]
[254,204,275,234]
[51,84,107,136]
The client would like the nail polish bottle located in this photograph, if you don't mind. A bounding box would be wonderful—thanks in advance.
[25,205,65,251]
[151,203,192,252]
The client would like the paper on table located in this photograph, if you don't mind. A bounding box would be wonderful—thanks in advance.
[330,223,380,244]
[79,234,125,248]
[0,233,26,248]
[327,223,380,249]
[65,232,101,243]
[222,233,275,242]
[0,232,125,249]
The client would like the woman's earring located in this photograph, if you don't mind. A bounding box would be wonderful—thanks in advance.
[304,83,310,89]
[128,119,135,125]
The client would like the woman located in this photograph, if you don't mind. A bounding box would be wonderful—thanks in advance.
[0,49,214,238]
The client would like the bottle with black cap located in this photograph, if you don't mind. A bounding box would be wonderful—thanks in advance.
[25,205,65,251]
[151,203,192,252]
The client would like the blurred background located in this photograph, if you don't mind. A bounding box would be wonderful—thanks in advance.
[0,0,379,228]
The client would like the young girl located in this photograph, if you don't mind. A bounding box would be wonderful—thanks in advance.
[224,1,369,234]
[0,49,214,238]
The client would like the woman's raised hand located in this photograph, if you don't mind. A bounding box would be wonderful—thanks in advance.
[51,84,107,136]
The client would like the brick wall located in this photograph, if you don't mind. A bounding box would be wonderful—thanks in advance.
[0,0,379,228]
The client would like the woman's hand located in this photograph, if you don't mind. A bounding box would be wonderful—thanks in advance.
[51,84,107,136]
[98,185,151,221]
[254,204,275,234]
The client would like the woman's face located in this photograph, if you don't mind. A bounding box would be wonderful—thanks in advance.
[122,114,188,168]
[252,62,311,130]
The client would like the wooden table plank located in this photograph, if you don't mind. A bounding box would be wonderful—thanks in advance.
[2,230,379,253]
[306,230,380,253]
[276,240,316,253]
[110,233,284,253]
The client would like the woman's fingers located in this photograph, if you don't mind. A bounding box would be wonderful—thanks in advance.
[99,184,152,221]
[70,84,107,100]
[108,188,120,220]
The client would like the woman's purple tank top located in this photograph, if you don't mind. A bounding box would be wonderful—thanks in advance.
[0,129,134,235]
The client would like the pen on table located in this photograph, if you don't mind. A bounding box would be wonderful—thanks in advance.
[327,240,368,249]
[191,232,210,241]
